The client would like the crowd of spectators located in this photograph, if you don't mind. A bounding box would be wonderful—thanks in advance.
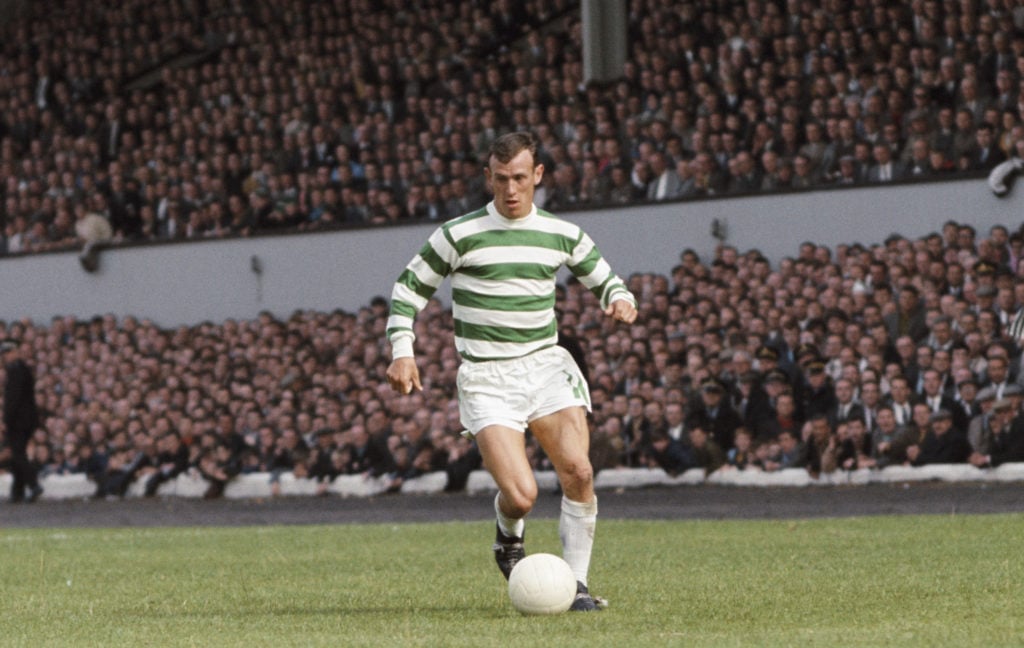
[4,218,1024,499]
[3,0,1024,255]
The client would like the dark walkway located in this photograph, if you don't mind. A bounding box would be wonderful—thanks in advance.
[3,482,1022,529]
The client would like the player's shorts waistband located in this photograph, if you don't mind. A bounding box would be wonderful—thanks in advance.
[459,343,559,367]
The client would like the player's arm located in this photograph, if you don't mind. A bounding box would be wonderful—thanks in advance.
[385,227,456,394]
[566,231,637,323]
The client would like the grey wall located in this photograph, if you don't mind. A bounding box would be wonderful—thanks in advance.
[1,178,1020,328]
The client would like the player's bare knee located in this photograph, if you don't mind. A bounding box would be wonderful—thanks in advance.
[558,459,593,492]
[503,482,537,517]
[506,493,535,519]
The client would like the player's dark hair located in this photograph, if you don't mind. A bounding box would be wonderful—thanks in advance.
[489,131,538,166]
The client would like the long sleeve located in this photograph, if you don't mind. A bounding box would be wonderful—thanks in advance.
[387,202,635,362]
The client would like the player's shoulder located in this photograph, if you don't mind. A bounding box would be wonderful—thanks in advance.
[442,207,489,231]
[437,207,491,246]
[535,207,567,222]
[534,208,583,238]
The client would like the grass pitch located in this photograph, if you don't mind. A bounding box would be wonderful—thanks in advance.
[2,514,1023,647]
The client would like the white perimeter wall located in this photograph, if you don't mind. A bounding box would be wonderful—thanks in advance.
[1,178,1021,328]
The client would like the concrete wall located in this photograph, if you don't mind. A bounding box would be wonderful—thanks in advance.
[1,178,1020,328]
[7,462,1024,501]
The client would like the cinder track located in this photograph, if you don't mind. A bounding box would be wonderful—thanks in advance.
[3,482,1022,529]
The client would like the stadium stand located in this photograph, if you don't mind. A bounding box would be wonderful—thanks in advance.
[2,0,1023,254]
[4,218,1024,501]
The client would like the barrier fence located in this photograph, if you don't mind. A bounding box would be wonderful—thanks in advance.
[5,463,1024,502]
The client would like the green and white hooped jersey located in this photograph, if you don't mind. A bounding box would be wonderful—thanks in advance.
[387,201,635,362]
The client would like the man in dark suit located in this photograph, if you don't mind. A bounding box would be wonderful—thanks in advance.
[920,368,967,432]
[867,143,906,183]
[801,361,838,423]
[968,122,1006,172]
[690,378,743,452]
[984,399,1024,466]
[906,409,970,466]
[646,151,684,201]
[831,377,864,427]
[884,285,929,343]
[2,340,43,503]
[884,375,919,428]
[735,370,774,434]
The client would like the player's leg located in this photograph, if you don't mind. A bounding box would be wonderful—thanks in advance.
[476,424,537,579]
[530,406,596,581]
[476,424,538,526]
[531,407,603,611]
[457,354,538,580]
[526,345,603,610]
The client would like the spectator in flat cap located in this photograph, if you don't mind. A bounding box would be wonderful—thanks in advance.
[905,408,970,466]
[970,396,1024,468]
[1003,383,1024,416]
[834,155,859,185]
[976,385,998,404]
[975,285,997,300]
[967,387,1002,458]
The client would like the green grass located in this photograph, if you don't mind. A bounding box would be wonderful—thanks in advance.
[2,515,1023,647]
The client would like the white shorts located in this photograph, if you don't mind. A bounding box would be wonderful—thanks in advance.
[457,345,591,435]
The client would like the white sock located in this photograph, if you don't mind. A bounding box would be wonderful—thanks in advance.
[559,495,597,586]
[495,492,525,539]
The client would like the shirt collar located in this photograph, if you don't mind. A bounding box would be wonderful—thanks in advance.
[486,200,537,225]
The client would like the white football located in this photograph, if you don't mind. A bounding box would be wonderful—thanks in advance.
[507,553,577,615]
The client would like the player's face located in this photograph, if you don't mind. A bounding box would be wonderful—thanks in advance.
[485,149,543,219]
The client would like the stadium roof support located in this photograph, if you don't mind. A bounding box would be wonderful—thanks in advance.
[582,0,626,84]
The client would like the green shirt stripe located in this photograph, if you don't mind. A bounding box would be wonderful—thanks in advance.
[570,246,604,277]
[452,288,555,312]
[454,319,558,343]
[397,269,437,301]
[418,243,451,278]
[454,229,576,255]
[458,261,556,281]
[390,299,418,319]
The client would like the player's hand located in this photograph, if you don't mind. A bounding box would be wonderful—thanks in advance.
[605,299,638,324]
[386,357,422,395]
